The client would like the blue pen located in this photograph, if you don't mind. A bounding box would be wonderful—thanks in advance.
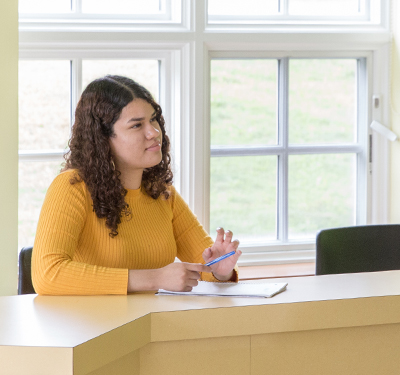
[205,251,236,266]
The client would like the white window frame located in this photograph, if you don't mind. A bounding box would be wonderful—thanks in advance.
[208,52,370,265]
[19,0,186,32]
[18,0,391,267]
[206,0,388,30]
[197,46,391,266]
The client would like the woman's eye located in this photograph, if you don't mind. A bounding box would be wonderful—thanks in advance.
[131,123,141,129]
[150,117,157,123]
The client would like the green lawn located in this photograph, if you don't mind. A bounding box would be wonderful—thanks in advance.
[210,58,357,241]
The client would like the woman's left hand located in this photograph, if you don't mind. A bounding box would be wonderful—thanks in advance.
[202,227,242,281]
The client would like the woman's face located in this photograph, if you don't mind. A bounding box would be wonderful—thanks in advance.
[109,98,162,175]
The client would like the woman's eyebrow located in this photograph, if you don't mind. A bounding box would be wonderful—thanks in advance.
[127,111,156,123]
[127,116,145,123]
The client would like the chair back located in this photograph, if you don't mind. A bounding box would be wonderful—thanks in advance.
[18,246,35,294]
[316,225,400,275]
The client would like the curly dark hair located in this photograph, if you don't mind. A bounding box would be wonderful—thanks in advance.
[62,75,173,237]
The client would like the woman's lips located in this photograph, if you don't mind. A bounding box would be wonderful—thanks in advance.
[146,142,161,151]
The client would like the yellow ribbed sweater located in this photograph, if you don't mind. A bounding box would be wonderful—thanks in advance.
[32,170,237,295]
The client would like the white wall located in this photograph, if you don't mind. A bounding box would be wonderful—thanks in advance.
[0,0,18,295]
[390,1,400,223]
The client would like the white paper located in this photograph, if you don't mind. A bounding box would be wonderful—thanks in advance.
[157,281,288,298]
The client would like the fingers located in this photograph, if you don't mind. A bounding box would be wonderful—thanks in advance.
[202,247,212,260]
[232,248,242,262]
[230,239,240,251]
[181,264,209,290]
[215,227,236,245]
[202,247,213,263]
[209,228,240,261]
[224,229,233,242]
[215,227,225,243]
[185,262,212,274]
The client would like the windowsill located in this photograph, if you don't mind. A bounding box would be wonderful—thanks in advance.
[239,262,315,280]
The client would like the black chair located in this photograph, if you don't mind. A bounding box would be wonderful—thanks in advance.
[18,246,35,294]
[316,225,400,275]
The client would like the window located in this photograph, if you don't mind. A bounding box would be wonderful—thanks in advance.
[208,54,372,264]
[207,0,382,25]
[18,0,183,31]
[18,60,70,249]
[208,0,365,18]
[210,56,364,240]
[19,0,175,18]
[18,1,390,266]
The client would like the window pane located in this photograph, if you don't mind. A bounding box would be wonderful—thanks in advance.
[82,0,162,14]
[19,60,71,150]
[18,160,63,250]
[208,0,278,16]
[19,0,71,13]
[82,60,159,102]
[288,154,356,239]
[210,156,277,242]
[289,0,361,16]
[211,59,277,146]
[289,59,357,144]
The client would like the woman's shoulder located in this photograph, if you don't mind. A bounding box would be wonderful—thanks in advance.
[50,168,79,185]
[164,184,179,201]
[166,184,177,195]
[163,185,190,210]
[48,169,87,197]
[39,169,89,231]
[57,168,79,179]
[154,184,177,206]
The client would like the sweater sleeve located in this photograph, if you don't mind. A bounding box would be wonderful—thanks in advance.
[31,172,128,295]
[170,187,239,282]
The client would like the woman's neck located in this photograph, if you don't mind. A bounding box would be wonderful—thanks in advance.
[118,168,143,190]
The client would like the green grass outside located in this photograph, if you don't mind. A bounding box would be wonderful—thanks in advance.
[210,58,357,241]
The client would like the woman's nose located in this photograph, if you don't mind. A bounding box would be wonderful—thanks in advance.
[145,123,160,139]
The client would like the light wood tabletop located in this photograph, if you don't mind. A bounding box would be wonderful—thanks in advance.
[2,270,400,375]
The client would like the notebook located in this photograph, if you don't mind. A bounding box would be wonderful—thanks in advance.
[157,281,288,298]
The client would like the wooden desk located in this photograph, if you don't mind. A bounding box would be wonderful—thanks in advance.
[2,271,400,375]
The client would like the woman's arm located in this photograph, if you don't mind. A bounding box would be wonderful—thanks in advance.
[32,171,128,295]
[170,187,241,282]
[127,262,211,293]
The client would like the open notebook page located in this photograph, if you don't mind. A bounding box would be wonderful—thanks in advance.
[157,281,288,298]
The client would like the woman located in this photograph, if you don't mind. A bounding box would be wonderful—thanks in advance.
[32,75,241,295]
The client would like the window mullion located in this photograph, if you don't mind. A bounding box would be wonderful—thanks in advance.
[356,57,369,225]
[211,144,362,157]
[190,0,208,229]
[278,57,289,243]
[210,146,283,157]
[72,0,82,14]
[281,0,289,15]
[70,58,82,130]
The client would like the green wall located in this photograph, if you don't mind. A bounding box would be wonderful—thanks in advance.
[0,0,18,295]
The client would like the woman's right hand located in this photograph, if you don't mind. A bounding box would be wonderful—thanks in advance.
[128,262,211,293]
[156,262,211,292]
